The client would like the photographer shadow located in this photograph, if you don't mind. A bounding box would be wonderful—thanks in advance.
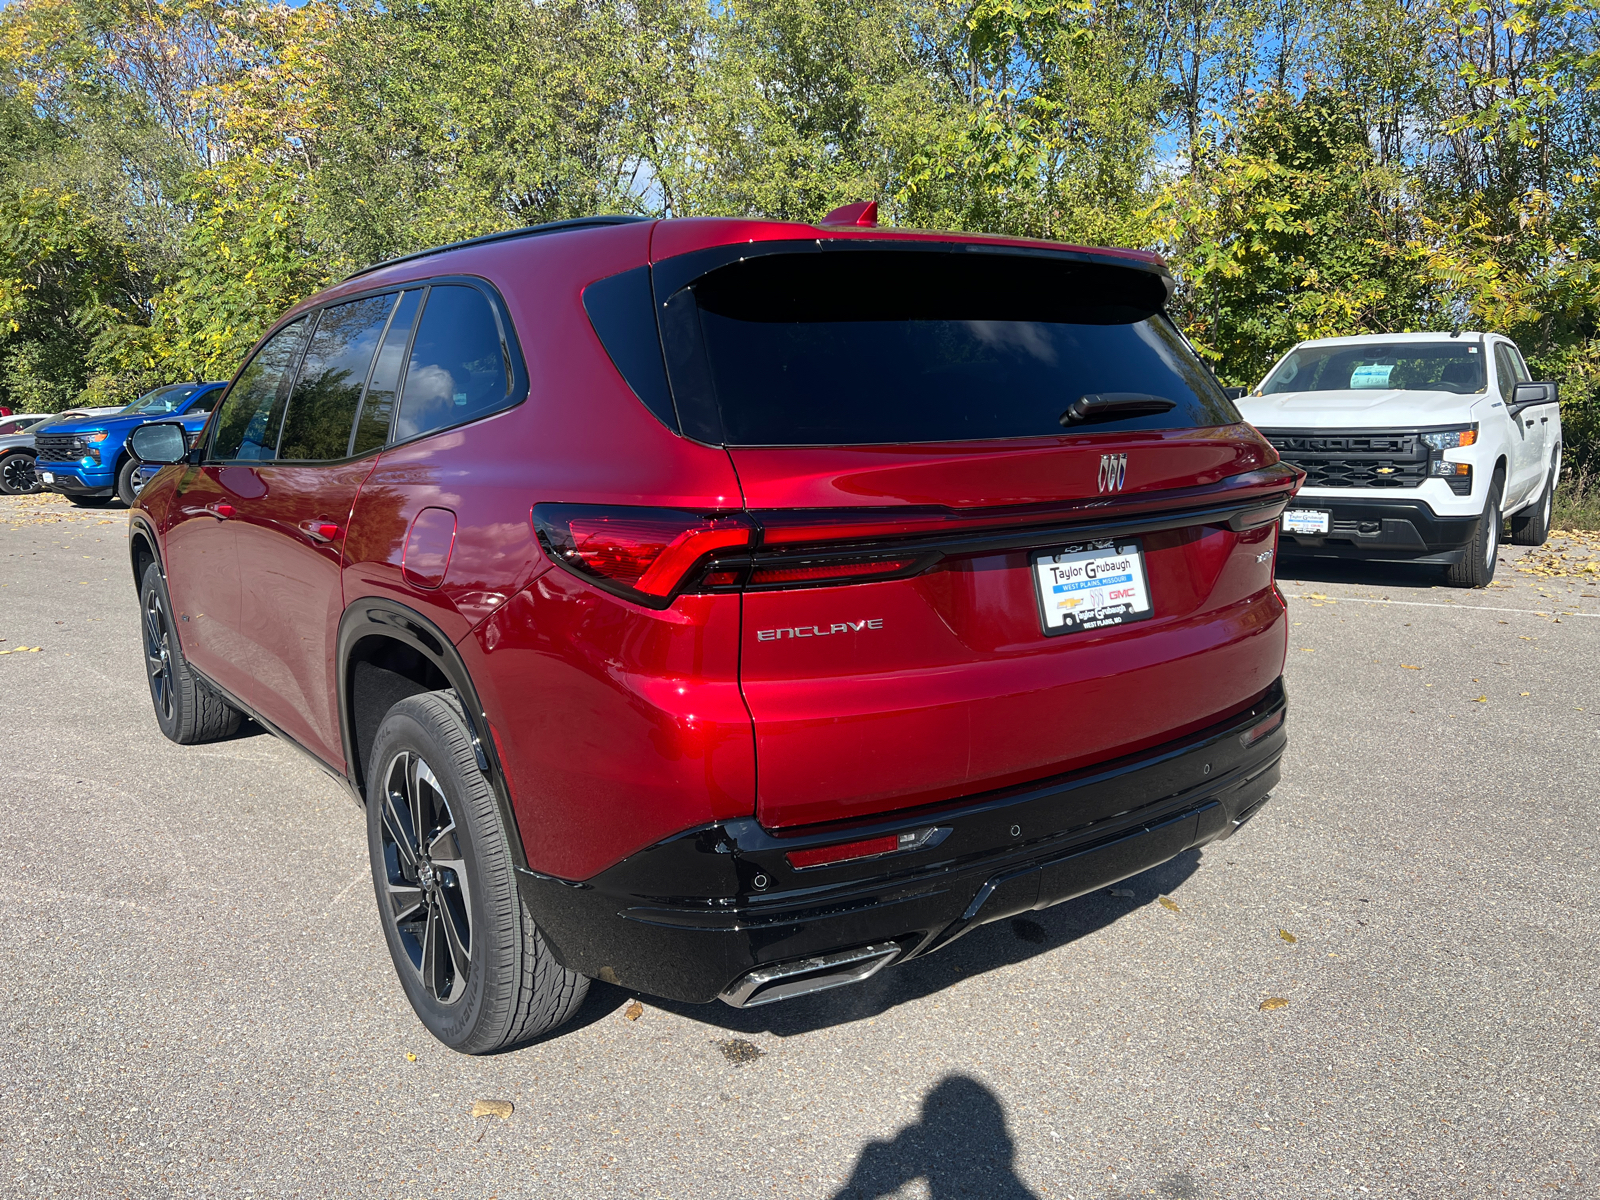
[832,1074,1036,1199]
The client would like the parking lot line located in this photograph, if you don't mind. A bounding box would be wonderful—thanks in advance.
[1283,592,1597,617]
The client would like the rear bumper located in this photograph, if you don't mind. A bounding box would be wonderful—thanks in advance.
[517,679,1287,1005]
[1279,497,1478,564]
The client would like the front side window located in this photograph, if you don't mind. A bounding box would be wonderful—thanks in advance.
[279,294,396,461]
[211,320,308,461]
[1263,341,1487,396]
[394,285,512,443]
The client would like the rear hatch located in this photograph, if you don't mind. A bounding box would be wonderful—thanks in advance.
[649,241,1299,830]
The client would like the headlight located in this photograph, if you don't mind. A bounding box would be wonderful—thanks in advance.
[82,431,109,443]
[1421,428,1477,450]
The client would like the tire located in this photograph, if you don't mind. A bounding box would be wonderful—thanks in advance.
[0,450,39,495]
[1446,473,1503,588]
[1508,448,1558,546]
[116,457,142,506]
[139,561,243,743]
[367,691,587,1053]
[68,494,112,508]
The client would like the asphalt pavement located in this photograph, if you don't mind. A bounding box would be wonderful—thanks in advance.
[2,491,1597,1199]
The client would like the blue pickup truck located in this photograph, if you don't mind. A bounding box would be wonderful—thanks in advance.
[35,382,225,506]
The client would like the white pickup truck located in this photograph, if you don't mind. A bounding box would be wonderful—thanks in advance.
[1234,332,1562,587]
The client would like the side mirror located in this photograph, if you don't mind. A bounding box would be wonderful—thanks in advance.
[1508,381,1558,418]
[127,421,189,466]
[1222,386,1248,401]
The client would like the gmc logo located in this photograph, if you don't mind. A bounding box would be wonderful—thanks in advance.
[1098,453,1128,493]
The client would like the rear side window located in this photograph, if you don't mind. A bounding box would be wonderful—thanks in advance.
[212,319,308,461]
[395,285,512,443]
[655,249,1234,446]
[352,289,422,456]
[279,293,395,461]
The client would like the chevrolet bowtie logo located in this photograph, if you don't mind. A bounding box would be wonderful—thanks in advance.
[1374,466,1397,474]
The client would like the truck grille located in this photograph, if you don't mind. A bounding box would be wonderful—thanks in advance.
[34,433,86,463]
[1257,429,1428,489]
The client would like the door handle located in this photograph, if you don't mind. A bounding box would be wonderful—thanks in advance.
[300,520,342,543]
[1525,419,1534,427]
[1541,417,1549,424]
[207,503,235,519]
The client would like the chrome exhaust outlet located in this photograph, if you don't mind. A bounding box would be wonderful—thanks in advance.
[718,942,903,1008]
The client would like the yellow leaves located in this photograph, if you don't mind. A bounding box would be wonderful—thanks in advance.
[1260,997,1289,1012]
[1474,695,1488,703]
[1158,896,1181,912]
[0,645,42,654]
[404,1052,417,1062]
[1401,663,1421,669]
[623,1000,644,1021]
[1278,929,1297,943]
[471,1099,514,1119]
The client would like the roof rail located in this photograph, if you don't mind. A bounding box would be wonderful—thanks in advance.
[343,214,653,282]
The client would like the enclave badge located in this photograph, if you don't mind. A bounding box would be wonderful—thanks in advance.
[1098,453,1128,493]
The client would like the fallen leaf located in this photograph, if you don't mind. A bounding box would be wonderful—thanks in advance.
[1158,896,1180,912]
[405,1052,417,1063]
[1300,647,1315,652]
[623,1000,644,1021]
[1520,692,1530,696]
[1474,696,1487,703]
[1260,997,1290,1012]
[472,1099,514,1119]
[1278,929,1297,943]
[1401,664,1420,670]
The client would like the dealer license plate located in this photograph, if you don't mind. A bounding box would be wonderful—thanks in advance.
[39,472,53,484]
[1281,509,1331,535]
[1032,540,1154,636]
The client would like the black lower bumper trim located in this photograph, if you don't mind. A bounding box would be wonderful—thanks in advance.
[516,680,1289,1004]
[1280,497,1477,563]
[41,475,114,498]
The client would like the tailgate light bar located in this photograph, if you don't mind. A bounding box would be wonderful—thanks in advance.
[531,464,1302,608]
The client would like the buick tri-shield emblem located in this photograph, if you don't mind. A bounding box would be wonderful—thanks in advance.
[1098,453,1128,493]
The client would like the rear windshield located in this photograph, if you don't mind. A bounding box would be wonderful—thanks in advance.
[657,250,1237,446]
[1262,341,1487,395]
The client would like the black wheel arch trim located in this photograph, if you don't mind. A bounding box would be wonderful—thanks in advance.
[336,597,528,870]
[128,514,163,590]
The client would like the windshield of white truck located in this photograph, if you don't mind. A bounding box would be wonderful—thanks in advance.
[1261,341,1487,396]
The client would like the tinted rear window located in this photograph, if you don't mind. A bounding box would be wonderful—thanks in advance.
[658,250,1235,446]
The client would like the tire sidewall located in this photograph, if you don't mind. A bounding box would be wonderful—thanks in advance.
[0,451,38,495]
[116,456,141,506]
[365,697,511,1052]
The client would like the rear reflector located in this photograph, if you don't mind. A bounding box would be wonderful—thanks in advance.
[1240,708,1285,748]
[787,835,899,870]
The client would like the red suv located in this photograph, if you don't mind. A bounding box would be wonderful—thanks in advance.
[127,212,1301,1053]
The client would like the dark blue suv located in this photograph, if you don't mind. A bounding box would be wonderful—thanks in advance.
[36,382,225,506]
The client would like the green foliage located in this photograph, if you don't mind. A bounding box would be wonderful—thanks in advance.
[1152,89,1428,384]
[0,0,1595,472]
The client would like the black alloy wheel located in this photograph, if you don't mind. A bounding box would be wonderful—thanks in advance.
[366,691,588,1053]
[144,581,178,729]
[0,451,39,495]
[138,562,242,743]
[377,750,474,1005]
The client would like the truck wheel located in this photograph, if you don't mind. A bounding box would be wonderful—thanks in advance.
[0,450,39,495]
[367,691,588,1054]
[116,457,142,506]
[140,562,243,743]
[1446,475,1502,588]
[1508,448,1558,546]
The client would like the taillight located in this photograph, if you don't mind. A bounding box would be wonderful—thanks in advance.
[532,504,755,606]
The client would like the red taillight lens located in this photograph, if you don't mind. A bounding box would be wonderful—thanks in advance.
[532,505,755,604]
[1240,708,1284,748]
